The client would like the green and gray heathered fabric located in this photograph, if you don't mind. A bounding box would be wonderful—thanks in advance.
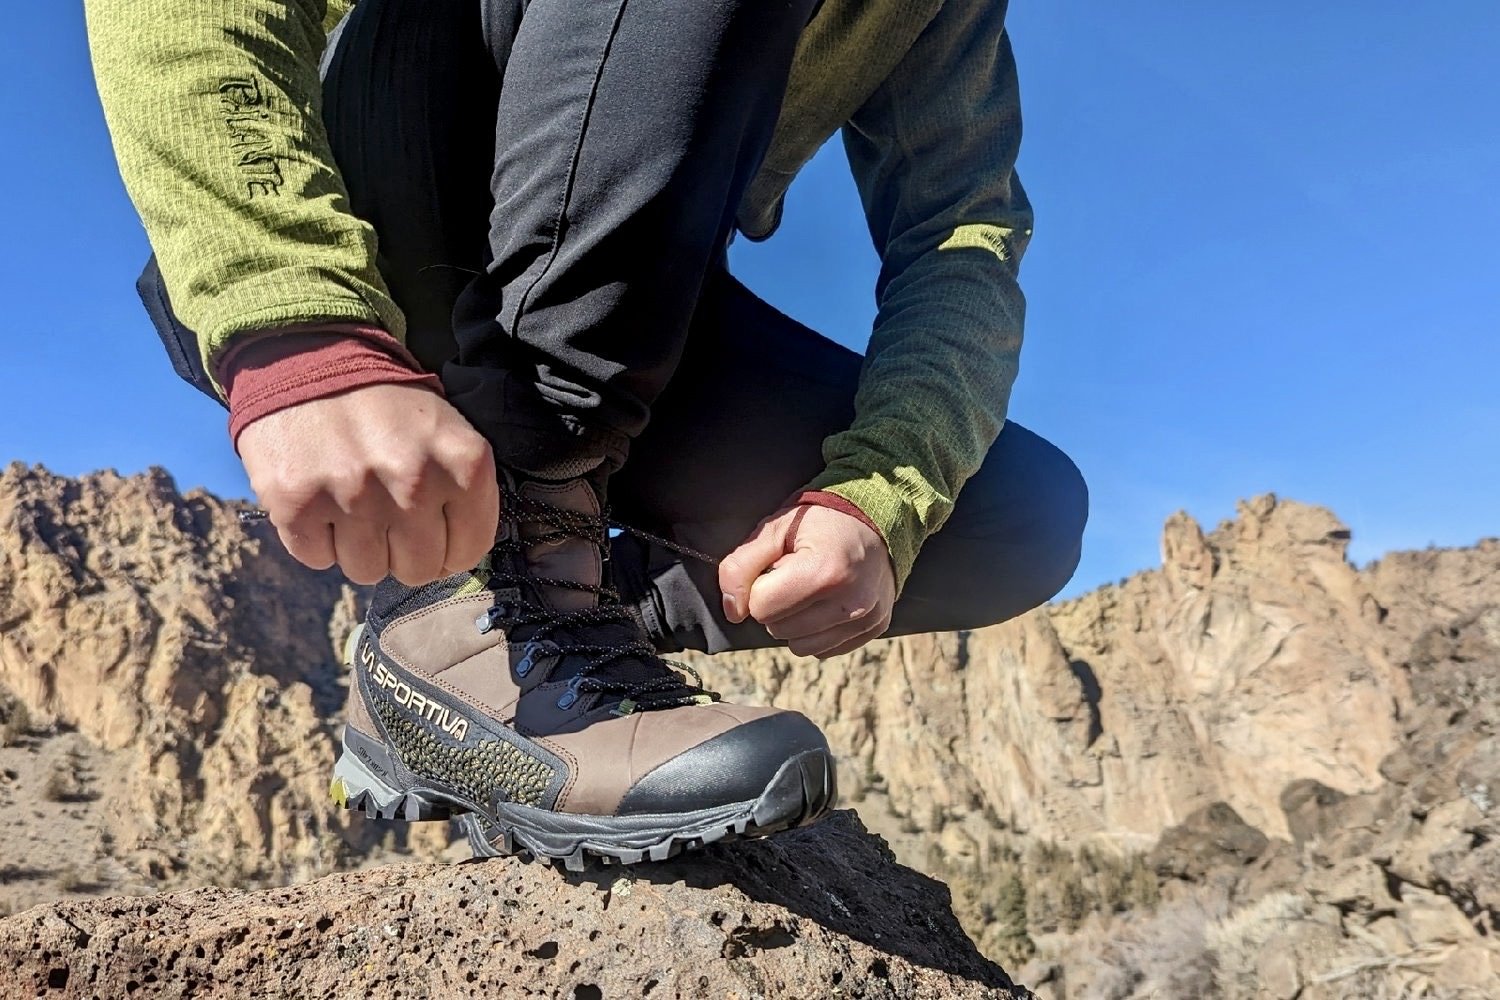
[85,0,1031,590]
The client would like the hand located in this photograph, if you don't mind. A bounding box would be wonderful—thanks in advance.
[238,383,499,586]
[718,503,896,658]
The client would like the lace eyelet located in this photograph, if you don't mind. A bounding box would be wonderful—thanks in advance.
[556,681,581,710]
[515,651,534,677]
[519,641,561,680]
[478,601,519,635]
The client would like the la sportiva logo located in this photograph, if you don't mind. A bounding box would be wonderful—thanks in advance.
[360,641,470,742]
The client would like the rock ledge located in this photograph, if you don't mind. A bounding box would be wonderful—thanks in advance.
[0,812,1029,999]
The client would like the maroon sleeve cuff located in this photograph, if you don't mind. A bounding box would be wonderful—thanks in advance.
[790,490,884,541]
[217,325,445,448]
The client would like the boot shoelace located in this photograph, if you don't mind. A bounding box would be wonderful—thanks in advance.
[474,486,719,714]
[240,493,720,713]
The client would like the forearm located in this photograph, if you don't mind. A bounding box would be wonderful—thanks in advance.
[812,0,1030,591]
[85,0,402,394]
[804,247,1022,587]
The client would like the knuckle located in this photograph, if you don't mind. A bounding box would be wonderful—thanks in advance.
[439,430,492,479]
[256,472,309,511]
[328,469,373,509]
[841,605,870,624]
[460,437,495,478]
[377,453,434,505]
[387,473,429,511]
[816,564,853,592]
[279,536,316,567]
[275,515,324,545]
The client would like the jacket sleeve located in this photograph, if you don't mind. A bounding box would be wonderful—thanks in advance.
[803,0,1032,590]
[84,0,403,396]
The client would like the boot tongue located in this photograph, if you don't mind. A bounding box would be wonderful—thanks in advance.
[515,477,604,613]
[503,472,703,708]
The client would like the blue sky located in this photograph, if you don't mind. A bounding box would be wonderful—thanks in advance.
[2,4,1496,597]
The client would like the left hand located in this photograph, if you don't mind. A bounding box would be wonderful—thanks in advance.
[718,504,896,658]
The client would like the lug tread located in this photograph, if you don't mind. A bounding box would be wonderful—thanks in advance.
[335,744,836,873]
[335,784,455,823]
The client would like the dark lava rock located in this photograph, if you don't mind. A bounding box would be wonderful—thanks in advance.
[0,811,1031,999]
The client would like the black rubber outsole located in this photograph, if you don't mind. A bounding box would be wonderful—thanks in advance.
[331,747,837,872]
[463,748,837,871]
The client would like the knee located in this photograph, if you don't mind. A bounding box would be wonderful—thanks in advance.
[967,469,1087,628]
[1021,442,1089,604]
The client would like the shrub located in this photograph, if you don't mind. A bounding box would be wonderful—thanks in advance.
[54,864,99,893]
[0,690,31,747]
[42,760,84,803]
[992,872,1035,966]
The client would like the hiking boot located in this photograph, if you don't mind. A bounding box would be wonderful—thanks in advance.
[330,472,836,869]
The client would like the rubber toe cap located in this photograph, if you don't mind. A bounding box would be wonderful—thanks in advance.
[614,711,829,815]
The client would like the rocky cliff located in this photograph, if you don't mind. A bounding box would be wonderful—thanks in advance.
[0,464,1496,997]
[682,495,1500,998]
[0,464,379,894]
[685,495,1423,850]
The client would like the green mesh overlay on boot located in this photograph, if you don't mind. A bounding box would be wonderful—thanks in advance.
[370,697,553,809]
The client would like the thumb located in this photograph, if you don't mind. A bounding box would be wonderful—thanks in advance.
[718,513,791,623]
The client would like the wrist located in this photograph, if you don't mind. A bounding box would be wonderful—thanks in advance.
[218,326,444,450]
[789,490,885,546]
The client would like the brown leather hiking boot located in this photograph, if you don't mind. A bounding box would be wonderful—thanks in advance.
[331,472,836,870]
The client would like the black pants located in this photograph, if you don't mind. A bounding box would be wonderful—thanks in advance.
[328,0,1085,652]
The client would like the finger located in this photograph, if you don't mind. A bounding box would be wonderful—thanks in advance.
[718,514,790,623]
[443,476,500,575]
[789,614,889,660]
[816,618,891,659]
[333,518,391,585]
[387,508,448,586]
[746,549,847,624]
[276,519,337,571]
[764,597,870,641]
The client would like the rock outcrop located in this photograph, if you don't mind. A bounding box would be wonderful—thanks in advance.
[1035,603,1500,999]
[0,812,1028,999]
[676,494,1500,996]
[0,463,384,901]
[2,465,1497,998]
[686,495,1424,850]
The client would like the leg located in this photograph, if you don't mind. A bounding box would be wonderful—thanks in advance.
[443,0,817,474]
[320,0,507,374]
[320,1,840,866]
[610,269,1089,654]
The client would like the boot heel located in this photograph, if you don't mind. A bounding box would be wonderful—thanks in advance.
[330,746,457,822]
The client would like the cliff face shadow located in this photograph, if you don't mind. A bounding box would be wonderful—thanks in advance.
[558,810,1025,995]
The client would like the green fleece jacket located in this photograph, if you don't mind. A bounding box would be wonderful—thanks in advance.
[85,0,1032,590]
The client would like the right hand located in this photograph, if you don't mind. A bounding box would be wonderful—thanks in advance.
[238,383,499,586]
